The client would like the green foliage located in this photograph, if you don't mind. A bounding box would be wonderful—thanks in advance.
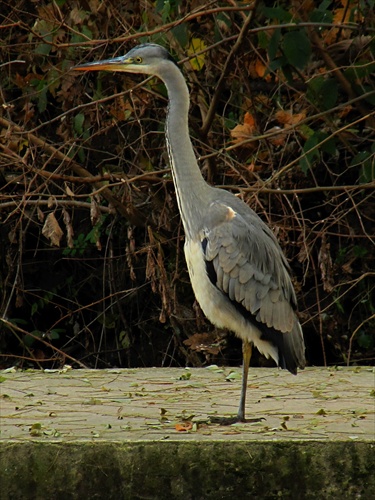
[74,113,85,135]
[282,30,312,70]
[353,245,368,259]
[309,1,333,23]
[23,329,64,348]
[261,6,292,23]
[357,330,374,349]
[171,23,189,48]
[156,0,183,23]
[6,318,28,326]
[267,28,282,63]
[71,25,93,44]
[300,131,337,173]
[32,19,54,56]
[63,216,107,257]
[31,289,55,316]
[300,134,320,173]
[30,79,49,113]
[262,25,312,79]
[307,76,339,111]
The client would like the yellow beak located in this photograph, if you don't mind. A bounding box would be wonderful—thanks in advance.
[73,55,133,73]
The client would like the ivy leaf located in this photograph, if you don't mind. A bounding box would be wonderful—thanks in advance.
[300,134,320,173]
[282,30,311,69]
[35,43,51,56]
[261,6,292,22]
[309,2,333,24]
[74,113,85,135]
[268,28,281,62]
[171,23,188,48]
[37,86,48,113]
[307,77,338,110]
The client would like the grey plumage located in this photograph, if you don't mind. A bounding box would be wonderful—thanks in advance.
[200,197,303,373]
[74,43,306,422]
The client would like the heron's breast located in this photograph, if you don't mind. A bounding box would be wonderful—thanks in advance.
[184,239,245,332]
[184,240,225,326]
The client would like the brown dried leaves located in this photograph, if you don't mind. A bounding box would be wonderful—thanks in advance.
[42,213,64,247]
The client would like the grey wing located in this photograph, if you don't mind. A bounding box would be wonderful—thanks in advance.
[201,201,305,372]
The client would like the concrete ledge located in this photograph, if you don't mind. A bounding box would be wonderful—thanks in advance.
[2,440,374,499]
[1,367,374,498]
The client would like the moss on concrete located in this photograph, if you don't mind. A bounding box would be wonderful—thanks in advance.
[1,440,374,499]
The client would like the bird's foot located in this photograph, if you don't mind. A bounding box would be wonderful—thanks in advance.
[209,415,265,426]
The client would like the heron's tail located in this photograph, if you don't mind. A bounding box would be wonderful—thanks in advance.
[279,320,306,374]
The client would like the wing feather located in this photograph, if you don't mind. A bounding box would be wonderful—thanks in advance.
[201,201,297,335]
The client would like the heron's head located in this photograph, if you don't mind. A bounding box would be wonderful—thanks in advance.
[73,43,177,76]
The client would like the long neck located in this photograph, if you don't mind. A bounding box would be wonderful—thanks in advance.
[157,62,210,239]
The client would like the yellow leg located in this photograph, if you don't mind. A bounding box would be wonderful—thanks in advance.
[237,340,252,422]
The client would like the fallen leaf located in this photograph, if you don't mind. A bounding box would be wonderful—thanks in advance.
[266,126,286,147]
[226,371,241,381]
[109,97,133,121]
[324,1,363,45]
[275,110,306,126]
[175,422,193,432]
[338,105,353,118]
[183,332,221,355]
[230,112,257,146]
[255,58,268,79]
[316,408,327,416]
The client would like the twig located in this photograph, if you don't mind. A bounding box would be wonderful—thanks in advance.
[35,21,370,50]
[0,318,87,368]
[31,4,256,49]
[223,182,375,195]
[200,3,258,138]
[0,199,114,212]
[347,313,375,365]
[304,17,372,122]
[0,116,148,226]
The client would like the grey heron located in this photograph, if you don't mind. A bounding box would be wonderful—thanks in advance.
[74,44,306,423]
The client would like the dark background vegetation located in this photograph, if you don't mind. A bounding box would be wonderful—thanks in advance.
[1,0,374,370]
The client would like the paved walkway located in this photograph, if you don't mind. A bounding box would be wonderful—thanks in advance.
[1,366,373,442]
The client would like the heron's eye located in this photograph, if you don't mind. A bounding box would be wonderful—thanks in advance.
[135,56,143,63]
